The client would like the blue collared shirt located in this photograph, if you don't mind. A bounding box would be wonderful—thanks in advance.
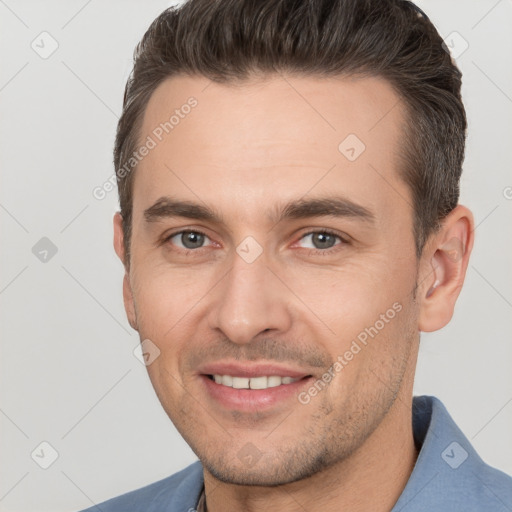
[79,395,512,511]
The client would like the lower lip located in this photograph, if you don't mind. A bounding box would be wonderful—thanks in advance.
[200,375,313,412]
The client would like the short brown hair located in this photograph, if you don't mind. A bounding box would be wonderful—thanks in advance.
[115,0,466,264]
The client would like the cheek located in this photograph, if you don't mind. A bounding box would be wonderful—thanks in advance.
[131,264,208,328]
[130,266,217,379]
[285,256,412,323]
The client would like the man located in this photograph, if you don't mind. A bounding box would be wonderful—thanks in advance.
[81,0,512,510]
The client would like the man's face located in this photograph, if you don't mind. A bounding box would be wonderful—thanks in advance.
[119,74,423,485]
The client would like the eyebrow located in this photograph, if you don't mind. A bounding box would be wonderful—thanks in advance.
[143,195,375,226]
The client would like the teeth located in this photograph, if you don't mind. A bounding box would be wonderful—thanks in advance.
[222,375,233,386]
[267,376,282,388]
[232,377,250,389]
[249,376,268,389]
[211,374,301,390]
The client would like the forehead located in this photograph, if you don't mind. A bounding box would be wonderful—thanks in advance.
[133,73,411,227]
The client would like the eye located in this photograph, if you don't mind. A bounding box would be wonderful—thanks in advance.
[163,228,347,254]
[296,230,346,251]
[166,230,212,251]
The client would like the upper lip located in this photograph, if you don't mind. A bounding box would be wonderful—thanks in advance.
[198,361,311,379]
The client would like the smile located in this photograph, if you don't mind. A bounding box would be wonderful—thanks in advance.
[208,374,302,389]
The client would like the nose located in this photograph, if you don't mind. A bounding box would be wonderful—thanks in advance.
[207,250,292,345]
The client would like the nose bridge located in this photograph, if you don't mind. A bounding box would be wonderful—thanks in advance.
[208,248,291,344]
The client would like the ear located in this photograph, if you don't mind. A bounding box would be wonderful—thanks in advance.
[113,212,138,331]
[418,205,475,332]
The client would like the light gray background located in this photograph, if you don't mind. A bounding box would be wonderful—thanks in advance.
[1,1,511,511]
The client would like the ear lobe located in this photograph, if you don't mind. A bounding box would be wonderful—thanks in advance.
[113,212,138,331]
[113,212,126,265]
[122,272,139,331]
[418,205,474,332]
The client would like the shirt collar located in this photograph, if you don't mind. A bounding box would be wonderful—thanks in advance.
[173,395,507,512]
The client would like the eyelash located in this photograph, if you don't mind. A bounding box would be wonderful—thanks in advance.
[162,228,349,256]
[294,228,348,255]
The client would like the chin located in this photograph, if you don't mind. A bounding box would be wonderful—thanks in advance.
[202,449,335,487]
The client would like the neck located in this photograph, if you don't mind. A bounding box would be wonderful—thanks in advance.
[203,392,419,512]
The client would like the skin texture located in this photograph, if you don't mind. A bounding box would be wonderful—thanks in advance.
[113,74,474,512]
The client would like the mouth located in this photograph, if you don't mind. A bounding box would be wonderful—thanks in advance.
[197,362,315,411]
[205,374,307,389]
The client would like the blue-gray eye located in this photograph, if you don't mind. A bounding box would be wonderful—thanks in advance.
[299,232,342,250]
[170,231,210,250]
